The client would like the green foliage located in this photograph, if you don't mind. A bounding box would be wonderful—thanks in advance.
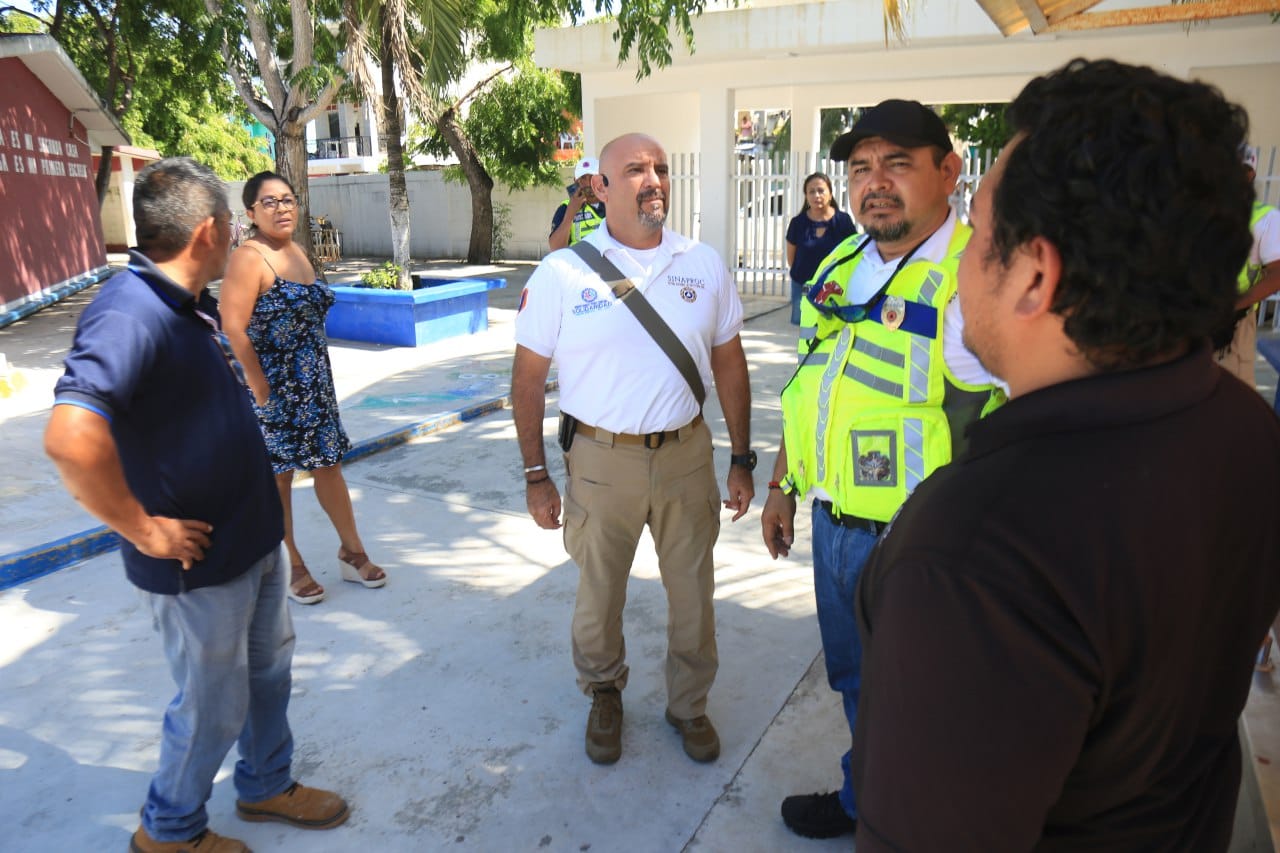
[461,70,571,190]
[173,110,274,180]
[938,103,1012,154]
[359,261,404,289]
[412,67,570,191]
[0,10,47,32]
[820,107,858,153]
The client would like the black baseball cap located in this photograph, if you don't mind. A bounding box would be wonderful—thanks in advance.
[829,99,953,162]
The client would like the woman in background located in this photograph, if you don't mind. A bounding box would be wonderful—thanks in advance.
[784,172,857,325]
[221,171,387,604]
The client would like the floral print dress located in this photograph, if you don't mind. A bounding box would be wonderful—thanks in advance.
[246,277,351,473]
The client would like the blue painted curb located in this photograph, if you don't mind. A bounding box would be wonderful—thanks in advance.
[0,379,558,592]
[0,266,115,330]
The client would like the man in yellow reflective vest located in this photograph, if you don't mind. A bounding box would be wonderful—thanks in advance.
[1215,145,1280,387]
[760,100,1000,840]
[548,156,607,251]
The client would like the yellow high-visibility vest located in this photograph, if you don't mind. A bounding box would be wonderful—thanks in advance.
[781,224,999,521]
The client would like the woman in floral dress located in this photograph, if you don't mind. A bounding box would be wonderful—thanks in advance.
[222,171,386,604]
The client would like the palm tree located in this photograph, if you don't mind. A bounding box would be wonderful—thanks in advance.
[344,0,465,287]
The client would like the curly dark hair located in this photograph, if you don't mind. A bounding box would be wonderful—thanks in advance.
[991,58,1253,371]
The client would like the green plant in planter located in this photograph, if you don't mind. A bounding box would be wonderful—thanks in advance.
[360,262,404,290]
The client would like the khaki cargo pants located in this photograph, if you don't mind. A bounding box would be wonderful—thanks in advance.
[562,419,721,719]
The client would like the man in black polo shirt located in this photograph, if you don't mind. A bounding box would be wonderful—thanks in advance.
[45,158,348,853]
[853,60,1280,851]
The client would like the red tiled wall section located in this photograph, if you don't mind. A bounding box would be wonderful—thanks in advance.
[0,57,106,306]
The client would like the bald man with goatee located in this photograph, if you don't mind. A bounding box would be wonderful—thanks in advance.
[513,133,754,766]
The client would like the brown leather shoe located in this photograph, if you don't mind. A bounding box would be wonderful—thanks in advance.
[586,687,623,764]
[665,709,720,762]
[130,826,250,852]
[235,782,349,829]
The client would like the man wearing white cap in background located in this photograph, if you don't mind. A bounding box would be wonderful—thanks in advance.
[548,156,607,251]
[1215,144,1280,387]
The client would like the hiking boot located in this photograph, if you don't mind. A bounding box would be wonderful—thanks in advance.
[664,709,720,762]
[585,687,623,764]
[129,826,250,853]
[780,790,857,839]
[235,782,349,829]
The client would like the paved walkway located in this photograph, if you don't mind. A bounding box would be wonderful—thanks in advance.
[0,258,853,851]
[3,258,1278,851]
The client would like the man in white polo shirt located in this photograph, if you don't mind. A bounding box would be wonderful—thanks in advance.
[512,132,755,766]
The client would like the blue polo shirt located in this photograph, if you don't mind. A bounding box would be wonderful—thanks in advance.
[53,251,283,594]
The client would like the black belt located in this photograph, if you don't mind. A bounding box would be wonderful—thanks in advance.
[817,500,885,535]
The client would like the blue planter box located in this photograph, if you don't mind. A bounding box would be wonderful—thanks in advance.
[325,276,506,347]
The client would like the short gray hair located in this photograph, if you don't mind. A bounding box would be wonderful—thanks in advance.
[133,157,229,253]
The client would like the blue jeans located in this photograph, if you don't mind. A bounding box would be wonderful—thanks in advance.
[811,500,879,821]
[790,279,805,325]
[140,545,295,841]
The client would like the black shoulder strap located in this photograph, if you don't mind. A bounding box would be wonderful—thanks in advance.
[569,241,706,408]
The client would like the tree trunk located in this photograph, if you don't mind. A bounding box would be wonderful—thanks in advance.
[435,107,494,264]
[274,125,323,275]
[381,16,412,290]
[94,145,114,208]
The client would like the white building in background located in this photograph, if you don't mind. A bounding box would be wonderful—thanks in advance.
[534,0,1279,261]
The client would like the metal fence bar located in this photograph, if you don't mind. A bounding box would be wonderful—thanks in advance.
[669,151,701,242]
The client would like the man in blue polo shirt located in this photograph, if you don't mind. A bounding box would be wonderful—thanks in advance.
[44,157,349,853]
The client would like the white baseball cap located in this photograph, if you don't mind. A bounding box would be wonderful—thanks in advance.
[575,157,599,180]
[1241,144,1259,171]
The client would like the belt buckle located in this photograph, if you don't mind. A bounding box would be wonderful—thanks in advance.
[644,431,665,449]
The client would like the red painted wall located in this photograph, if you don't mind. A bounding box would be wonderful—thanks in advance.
[0,57,106,308]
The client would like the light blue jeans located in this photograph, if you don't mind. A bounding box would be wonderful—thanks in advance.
[811,500,879,821]
[140,545,295,841]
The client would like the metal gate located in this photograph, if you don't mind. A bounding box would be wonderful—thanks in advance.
[731,152,850,297]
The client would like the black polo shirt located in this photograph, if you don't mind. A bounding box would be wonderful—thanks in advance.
[54,251,283,594]
[854,345,1280,851]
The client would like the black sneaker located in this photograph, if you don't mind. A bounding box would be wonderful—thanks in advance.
[780,790,857,839]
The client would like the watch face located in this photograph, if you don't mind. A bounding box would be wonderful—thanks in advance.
[732,450,757,470]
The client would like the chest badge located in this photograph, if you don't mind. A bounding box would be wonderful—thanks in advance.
[880,295,906,331]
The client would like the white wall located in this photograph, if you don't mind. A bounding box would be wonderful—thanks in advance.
[536,0,1280,261]
[229,171,566,261]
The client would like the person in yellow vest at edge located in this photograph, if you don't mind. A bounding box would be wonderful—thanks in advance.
[1214,144,1280,388]
[548,156,607,251]
[760,100,1003,840]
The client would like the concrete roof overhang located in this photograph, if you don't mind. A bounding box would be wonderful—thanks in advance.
[535,0,1278,88]
[0,34,129,148]
[977,0,1280,36]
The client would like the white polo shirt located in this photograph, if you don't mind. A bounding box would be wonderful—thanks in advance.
[516,224,744,434]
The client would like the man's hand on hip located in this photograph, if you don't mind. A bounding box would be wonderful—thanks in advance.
[136,516,214,570]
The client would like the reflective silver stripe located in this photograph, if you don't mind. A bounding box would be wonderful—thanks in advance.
[851,336,905,369]
[815,326,853,483]
[903,416,925,494]
[800,325,818,340]
[843,363,903,397]
[917,269,945,305]
[908,334,931,403]
[905,270,944,403]
[803,351,831,368]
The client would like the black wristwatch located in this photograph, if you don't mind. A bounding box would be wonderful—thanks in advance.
[730,450,758,471]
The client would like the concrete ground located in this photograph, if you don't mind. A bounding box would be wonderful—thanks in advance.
[0,258,854,852]
[3,257,1279,852]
